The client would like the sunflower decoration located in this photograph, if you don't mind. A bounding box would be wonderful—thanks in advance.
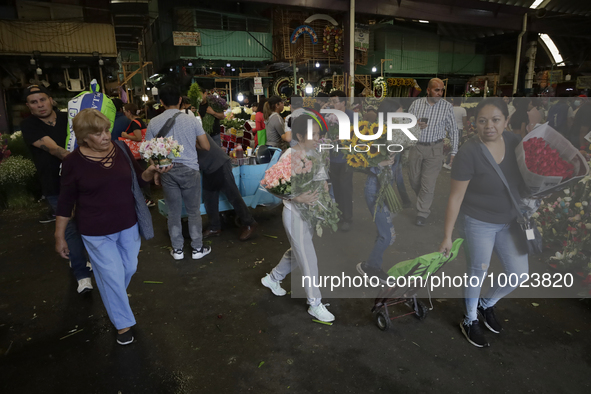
[367,144,382,159]
[355,123,367,136]
[346,154,364,168]
[356,153,369,167]
[371,122,384,137]
[355,120,369,133]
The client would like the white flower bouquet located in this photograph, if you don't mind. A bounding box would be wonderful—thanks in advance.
[139,137,184,168]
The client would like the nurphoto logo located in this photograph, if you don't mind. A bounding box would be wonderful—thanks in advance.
[307,109,419,153]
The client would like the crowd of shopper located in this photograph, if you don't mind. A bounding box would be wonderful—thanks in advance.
[18,78,590,348]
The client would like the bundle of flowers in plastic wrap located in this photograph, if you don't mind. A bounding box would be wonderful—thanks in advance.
[341,120,419,217]
[202,95,228,134]
[261,149,340,236]
[516,124,589,197]
[523,137,574,180]
[139,137,184,168]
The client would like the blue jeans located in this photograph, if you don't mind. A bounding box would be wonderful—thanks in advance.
[364,175,396,271]
[458,214,529,324]
[161,163,203,250]
[47,195,91,281]
[81,223,140,330]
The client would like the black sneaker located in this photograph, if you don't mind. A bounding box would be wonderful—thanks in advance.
[356,262,389,284]
[415,216,426,226]
[478,305,502,334]
[460,320,490,348]
[116,329,134,346]
[39,212,56,224]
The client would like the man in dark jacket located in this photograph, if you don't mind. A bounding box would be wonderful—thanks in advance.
[196,134,258,241]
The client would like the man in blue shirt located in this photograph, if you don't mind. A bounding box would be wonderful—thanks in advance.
[111,98,131,141]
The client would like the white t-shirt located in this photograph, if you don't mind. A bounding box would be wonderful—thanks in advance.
[453,106,467,130]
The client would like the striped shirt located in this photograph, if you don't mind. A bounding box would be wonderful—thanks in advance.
[409,98,459,154]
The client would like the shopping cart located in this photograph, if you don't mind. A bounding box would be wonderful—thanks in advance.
[371,238,464,331]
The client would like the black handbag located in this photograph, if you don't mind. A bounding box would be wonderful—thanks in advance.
[479,141,543,255]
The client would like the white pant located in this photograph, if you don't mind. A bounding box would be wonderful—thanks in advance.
[270,206,322,306]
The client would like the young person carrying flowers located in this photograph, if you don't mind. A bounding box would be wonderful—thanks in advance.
[356,100,409,282]
[260,114,338,322]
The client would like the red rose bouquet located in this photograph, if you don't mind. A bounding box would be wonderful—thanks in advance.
[523,137,574,181]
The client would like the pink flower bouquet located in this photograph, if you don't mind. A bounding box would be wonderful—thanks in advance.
[261,148,341,236]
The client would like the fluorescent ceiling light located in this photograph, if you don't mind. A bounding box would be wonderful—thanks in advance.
[540,34,565,66]
[419,20,429,24]
[530,0,544,9]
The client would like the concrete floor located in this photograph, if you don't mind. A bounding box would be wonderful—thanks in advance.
[1,170,590,393]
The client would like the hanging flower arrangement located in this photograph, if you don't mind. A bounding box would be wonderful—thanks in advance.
[373,77,387,100]
[323,25,343,54]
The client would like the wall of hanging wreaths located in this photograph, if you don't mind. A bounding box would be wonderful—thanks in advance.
[323,25,343,55]
[272,76,308,99]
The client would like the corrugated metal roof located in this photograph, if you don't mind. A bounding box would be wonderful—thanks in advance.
[0,21,117,56]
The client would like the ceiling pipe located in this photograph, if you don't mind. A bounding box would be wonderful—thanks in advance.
[513,14,527,94]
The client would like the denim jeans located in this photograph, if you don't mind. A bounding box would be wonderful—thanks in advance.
[161,164,203,250]
[203,162,254,231]
[364,175,396,271]
[457,213,529,324]
[47,195,91,281]
[81,223,140,330]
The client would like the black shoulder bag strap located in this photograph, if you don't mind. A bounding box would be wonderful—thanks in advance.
[478,142,533,236]
[157,112,182,138]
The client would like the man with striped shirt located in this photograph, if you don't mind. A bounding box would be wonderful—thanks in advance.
[408,78,458,226]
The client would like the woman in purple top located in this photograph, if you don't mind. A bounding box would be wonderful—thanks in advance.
[55,109,169,345]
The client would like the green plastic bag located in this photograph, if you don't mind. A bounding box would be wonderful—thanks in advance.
[257,128,267,146]
[387,238,464,280]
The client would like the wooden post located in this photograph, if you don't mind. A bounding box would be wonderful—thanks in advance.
[139,41,145,103]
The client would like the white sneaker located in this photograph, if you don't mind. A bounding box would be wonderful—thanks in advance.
[261,274,286,296]
[308,303,335,322]
[77,278,93,294]
[192,246,211,260]
[443,163,452,170]
[170,249,184,260]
